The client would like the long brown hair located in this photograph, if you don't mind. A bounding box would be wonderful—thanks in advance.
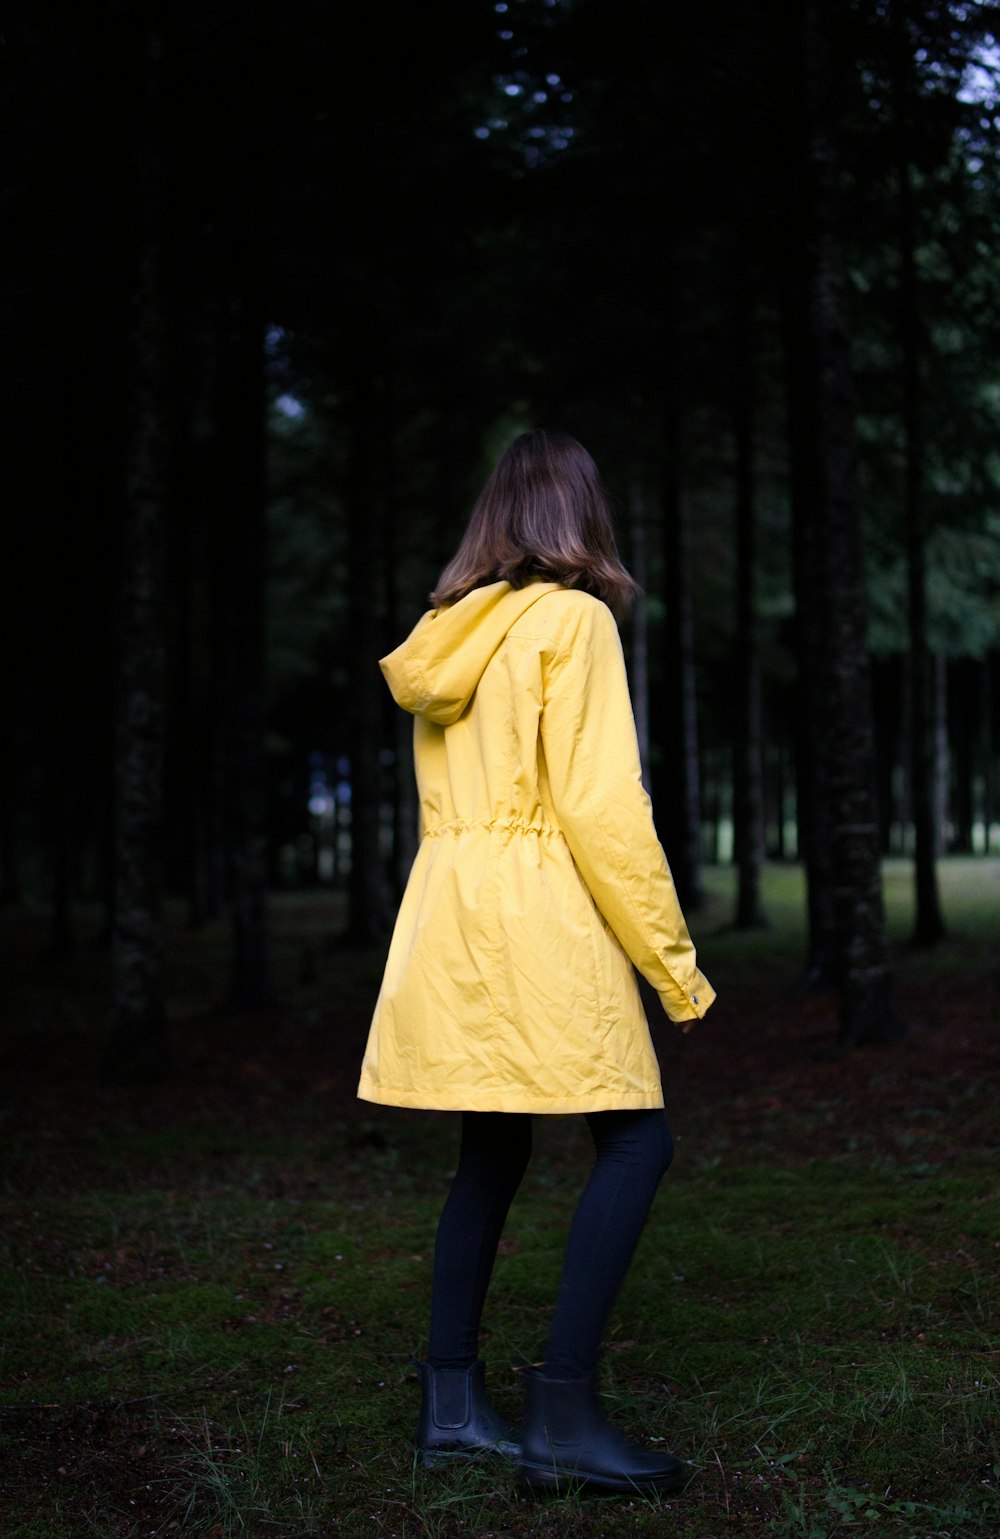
[430,430,640,614]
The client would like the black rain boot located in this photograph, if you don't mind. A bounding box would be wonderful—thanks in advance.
[413,1359,519,1467]
[517,1366,693,1496]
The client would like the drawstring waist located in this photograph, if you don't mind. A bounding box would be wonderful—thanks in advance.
[423,817,563,839]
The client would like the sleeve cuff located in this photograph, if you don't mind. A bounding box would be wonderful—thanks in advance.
[655,971,716,1024]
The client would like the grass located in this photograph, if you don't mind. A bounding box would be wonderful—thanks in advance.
[1,859,999,1537]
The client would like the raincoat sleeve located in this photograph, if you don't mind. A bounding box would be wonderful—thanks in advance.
[540,598,715,1024]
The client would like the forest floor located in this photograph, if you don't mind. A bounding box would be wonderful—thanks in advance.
[1,859,998,1539]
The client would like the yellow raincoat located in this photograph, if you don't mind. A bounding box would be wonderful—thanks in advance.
[357,580,715,1114]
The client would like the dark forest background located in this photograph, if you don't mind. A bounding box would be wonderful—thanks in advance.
[3,0,1000,1077]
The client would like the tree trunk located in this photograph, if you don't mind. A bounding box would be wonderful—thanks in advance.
[933,653,949,856]
[782,298,836,984]
[0,722,18,905]
[0,463,24,907]
[345,376,391,943]
[871,656,897,855]
[781,0,904,1046]
[949,659,974,853]
[167,329,214,931]
[51,664,76,959]
[660,407,703,909]
[105,22,171,1080]
[769,729,789,861]
[382,378,419,895]
[981,655,996,853]
[204,463,229,921]
[895,17,946,941]
[898,650,913,853]
[731,307,768,928]
[221,298,275,1010]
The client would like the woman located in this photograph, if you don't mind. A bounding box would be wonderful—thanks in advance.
[357,430,714,1496]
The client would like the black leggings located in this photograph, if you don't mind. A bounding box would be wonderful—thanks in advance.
[427,1108,673,1378]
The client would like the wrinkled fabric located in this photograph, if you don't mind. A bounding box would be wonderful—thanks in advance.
[357,579,715,1114]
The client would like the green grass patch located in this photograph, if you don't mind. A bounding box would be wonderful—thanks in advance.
[2,861,999,1536]
[3,1142,997,1537]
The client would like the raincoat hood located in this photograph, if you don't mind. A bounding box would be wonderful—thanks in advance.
[379,579,562,726]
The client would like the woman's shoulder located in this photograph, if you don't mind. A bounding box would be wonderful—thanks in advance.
[508,584,616,643]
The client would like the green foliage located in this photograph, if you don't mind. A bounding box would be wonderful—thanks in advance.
[867,516,1000,656]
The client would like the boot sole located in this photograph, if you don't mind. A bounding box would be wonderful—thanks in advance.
[519,1459,691,1497]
